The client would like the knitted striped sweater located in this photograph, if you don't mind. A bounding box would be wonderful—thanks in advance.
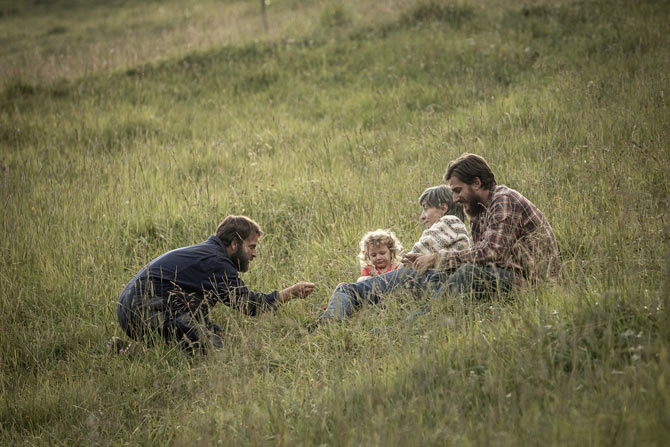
[411,215,471,255]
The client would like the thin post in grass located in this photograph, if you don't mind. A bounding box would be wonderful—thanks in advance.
[261,0,269,32]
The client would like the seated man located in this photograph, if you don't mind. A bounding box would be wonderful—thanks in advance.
[117,215,314,351]
[404,153,560,299]
[320,153,560,323]
[319,185,470,321]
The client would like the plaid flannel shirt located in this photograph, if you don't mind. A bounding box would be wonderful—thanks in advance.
[436,185,560,284]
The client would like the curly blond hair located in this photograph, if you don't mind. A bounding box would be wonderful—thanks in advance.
[358,229,404,269]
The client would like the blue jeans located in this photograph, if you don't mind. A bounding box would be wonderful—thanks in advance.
[320,263,515,321]
[320,266,446,321]
[412,263,516,317]
[441,263,515,298]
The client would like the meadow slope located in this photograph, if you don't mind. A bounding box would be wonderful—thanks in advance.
[1,0,669,445]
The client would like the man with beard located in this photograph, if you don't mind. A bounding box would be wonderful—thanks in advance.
[403,153,560,299]
[317,153,559,324]
[116,215,314,351]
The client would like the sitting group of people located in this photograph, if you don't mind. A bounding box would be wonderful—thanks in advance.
[319,184,471,321]
[116,153,560,352]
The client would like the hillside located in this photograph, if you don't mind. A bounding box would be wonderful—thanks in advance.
[1,0,669,444]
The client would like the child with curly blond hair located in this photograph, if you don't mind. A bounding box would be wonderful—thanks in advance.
[356,229,404,282]
[320,229,404,311]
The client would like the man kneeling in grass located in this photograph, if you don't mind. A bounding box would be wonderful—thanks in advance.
[319,153,560,322]
[319,184,471,321]
[117,215,314,352]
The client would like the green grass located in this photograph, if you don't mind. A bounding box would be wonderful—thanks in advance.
[1,0,669,444]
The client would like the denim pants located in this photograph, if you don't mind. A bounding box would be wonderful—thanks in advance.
[320,263,515,321]
[442,263,515,296]
[320,266,446,321]
[420,263,516,314]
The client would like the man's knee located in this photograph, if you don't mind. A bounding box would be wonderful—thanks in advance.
[171,312,223,352]
[117,303,147,341]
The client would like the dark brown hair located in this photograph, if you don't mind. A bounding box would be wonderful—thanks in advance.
[444,153,496,189]
[215,215,262,247]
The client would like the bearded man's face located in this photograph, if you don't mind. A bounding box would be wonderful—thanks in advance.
[449,177,482,216]
[231,233,259,272]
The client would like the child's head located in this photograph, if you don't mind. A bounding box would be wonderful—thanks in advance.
[419,185,465,224]
[358,229,403,270]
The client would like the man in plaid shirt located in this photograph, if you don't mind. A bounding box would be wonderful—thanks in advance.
[317,153,559,324]
[404,153,560,298]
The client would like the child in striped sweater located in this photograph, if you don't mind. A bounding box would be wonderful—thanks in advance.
[408,185,470,258]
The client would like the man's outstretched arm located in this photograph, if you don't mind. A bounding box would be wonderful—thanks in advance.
[278,281,315,303]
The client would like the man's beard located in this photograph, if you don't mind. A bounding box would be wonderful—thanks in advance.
[464,197,484,217]
[231,245,251,272]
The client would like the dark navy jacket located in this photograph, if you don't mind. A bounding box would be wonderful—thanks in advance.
[117,235,279,322]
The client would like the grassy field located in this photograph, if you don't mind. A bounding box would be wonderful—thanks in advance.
[1,0,670,444]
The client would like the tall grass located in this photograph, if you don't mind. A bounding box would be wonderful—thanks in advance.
[1,0,669,444]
